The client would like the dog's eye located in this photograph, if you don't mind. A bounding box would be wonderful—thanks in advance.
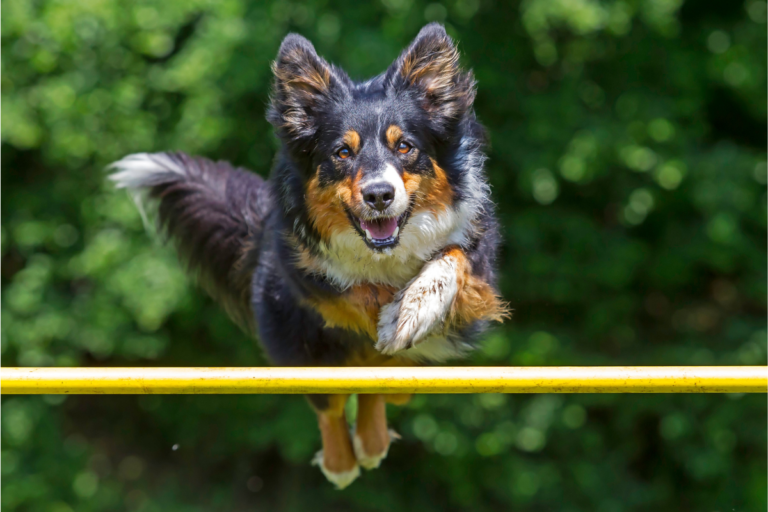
[397,141,412,154]
[337,148,350,159]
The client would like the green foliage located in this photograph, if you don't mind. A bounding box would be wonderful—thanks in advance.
[2,0,766,510]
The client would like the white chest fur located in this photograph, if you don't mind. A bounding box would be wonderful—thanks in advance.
[317,202,475,290]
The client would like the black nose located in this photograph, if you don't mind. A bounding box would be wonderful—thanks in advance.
[362,182,395,211]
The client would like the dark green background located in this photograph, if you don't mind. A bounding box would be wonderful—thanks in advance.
[2,0,766,510]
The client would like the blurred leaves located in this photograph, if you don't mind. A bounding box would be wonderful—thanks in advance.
[2,0,766,511]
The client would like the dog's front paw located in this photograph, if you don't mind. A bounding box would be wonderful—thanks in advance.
[376,256,459,354]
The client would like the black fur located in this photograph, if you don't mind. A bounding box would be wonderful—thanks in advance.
[112,24,503,412]
[126,153,271,333]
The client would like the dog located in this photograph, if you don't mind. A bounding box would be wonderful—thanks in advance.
[110,23,507,489]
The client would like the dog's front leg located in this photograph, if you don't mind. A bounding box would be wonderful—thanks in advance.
[376,248,460,354]
[375,246,505,355]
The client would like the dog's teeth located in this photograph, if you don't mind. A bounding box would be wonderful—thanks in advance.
[365,229,372,241]
[393,227,399,238]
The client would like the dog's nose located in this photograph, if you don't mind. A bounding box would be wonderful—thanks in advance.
[362,182,395,211]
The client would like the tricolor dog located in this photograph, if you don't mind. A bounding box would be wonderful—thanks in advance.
[111,23,508,488]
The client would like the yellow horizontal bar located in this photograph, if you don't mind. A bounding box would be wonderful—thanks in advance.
[2,367,766,394]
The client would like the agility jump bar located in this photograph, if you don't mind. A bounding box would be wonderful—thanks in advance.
[2,366,766,394]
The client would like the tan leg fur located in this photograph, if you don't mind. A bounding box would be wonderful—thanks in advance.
[313,395,360,489]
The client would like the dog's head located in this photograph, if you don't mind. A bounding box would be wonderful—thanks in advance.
[268,24,484,282]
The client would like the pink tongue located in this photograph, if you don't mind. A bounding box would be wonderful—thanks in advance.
[361,217,398,240]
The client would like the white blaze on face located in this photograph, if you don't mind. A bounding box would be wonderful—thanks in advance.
[317,160,474,290]
[359,163,408,217]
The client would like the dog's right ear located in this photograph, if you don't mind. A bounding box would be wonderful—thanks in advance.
[268,34,344,146]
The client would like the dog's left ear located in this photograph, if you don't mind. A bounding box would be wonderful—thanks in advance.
[388,24,476,130]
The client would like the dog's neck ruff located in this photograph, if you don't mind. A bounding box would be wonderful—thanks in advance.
[306,200,477,290]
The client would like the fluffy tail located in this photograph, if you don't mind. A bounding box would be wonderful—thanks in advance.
[109,152,271,333]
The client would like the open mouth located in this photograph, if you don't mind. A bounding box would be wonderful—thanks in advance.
[349,212,409,250]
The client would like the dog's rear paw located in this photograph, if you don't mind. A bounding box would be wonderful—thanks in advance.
[353,434,389,470]
[312,450,360,489]
[375,256,459,354]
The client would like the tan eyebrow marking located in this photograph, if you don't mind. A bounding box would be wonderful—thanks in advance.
[385,125,403,148]
[342,130,361,153]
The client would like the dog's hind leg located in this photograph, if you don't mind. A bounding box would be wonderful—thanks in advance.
[353,394,393,470]
[384,393,412,406]
[310,394,360,489]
